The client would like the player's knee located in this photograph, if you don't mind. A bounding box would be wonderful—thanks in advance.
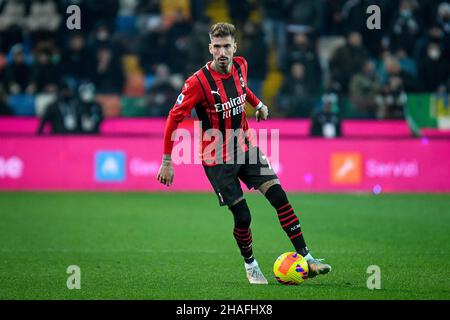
[228,199,251,228]
[264,183,288,209]
[259,178,280,194]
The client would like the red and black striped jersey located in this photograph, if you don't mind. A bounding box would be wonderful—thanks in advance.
[163,56,262,165]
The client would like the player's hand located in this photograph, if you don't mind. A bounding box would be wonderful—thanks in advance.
[256,104,269,122]
[157,157,174,187]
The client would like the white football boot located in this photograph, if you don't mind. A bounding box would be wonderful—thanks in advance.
[245,260,268,284]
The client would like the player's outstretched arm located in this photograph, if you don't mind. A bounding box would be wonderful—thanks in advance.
[157,113,179,187]
[156,76,202,186]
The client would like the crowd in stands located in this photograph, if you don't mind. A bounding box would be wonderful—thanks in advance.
[0,0,449,124]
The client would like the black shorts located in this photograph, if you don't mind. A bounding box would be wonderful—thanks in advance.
[203,146,278,206]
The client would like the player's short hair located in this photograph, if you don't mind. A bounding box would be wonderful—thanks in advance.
[209,22,236,40]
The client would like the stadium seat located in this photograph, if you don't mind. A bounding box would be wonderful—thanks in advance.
[123,74,145,97]
[0,53,6,70]
[144,73,156,91]
[122,55,142,76]
[120,96,148,117]
[95,94,121,117]
[8,94,35,116]
[161,0,191,26]
[116,15,137,35]
[261,49,283,106]
[205,0,230,23]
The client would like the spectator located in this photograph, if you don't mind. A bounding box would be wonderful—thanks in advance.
[394,48,417,80]
[340,0,392,57]
[349,59,380,118]
[329,30,369,93]
[185,17,211,76]
[138,15,166,74]
[436,2,450,60]
[0,0,26,53]
[61,33,93,85]
[287,0,323,34]
[93,46,125,94]
[285,32,322,93]
[261,0,290,69]
[5,44,31,94]
[190,0,206,22]
[28,48,61,94]
[77,82,103,134]
[135,0,161,34]
[414,24,448,63]
[341,0,373,32]
[37,79,80,134]
[0,86,12,115]
[226,0,252,29]
[379,52,416,92]
[310,93,342,138]
[375,63,408,119]
[322,0,346,35]
[437,2,450,34]
[26,0,62,49]
[387,0,423,56]
[88,21,123,60]
[276,62,317,117]
[146,64,179,116]
[240,21,268,98]
[165,9,193,75]
[83,0,120,34]
[416,0,442,29]
[119,0,139,16]
[417,42,450,92]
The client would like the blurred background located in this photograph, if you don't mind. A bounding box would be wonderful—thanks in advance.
[0,0,449,192]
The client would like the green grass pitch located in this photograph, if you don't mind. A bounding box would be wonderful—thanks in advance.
[0,192,449,300]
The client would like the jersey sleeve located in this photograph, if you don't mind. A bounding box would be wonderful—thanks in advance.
[234,56,248,75]
[246,87,262,108]
[234,56,262,108]
[163,75,203,155]
[168,75,203,121]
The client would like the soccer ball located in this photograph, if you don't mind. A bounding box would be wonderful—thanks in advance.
[273,252,309,285]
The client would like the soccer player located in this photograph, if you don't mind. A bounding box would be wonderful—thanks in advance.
[157,22,331,284]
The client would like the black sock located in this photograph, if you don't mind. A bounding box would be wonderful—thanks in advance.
[264,184,309,257]
[229,199,254,264]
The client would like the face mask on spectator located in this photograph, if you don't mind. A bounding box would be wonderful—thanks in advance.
[400,9,412,17]
[81,91,94,102]
[428,48,441,60]
[96,30,109,41]
[79,83,96,103]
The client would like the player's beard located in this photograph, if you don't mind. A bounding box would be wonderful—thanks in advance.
[215,56,231,73]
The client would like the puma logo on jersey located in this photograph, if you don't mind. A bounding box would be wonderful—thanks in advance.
[211,89,220,97]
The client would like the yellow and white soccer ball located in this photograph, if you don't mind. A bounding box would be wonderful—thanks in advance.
[273,252,309,285]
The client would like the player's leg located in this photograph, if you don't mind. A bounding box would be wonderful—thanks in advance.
[228,197,268,284]
[239,146,331,278]
[259,179,331,277]
[203,164,267,284]
[258,179,309,256]
[238,147,311,256]
[228,197,254,264]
